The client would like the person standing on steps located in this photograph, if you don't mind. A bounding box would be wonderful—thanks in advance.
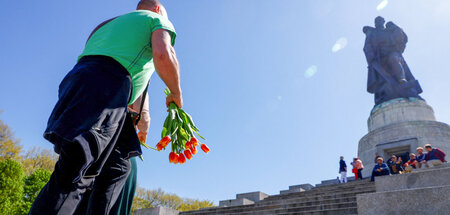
[339,156,347,183]
[351,158,359,180]
[355,157,364,180]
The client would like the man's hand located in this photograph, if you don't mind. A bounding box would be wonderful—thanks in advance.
[166,92,183,108]
[137,131,148,143]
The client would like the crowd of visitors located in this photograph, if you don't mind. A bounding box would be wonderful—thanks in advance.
[338,144,447,183]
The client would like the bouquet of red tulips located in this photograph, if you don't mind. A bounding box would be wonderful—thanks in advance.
[155,88,210,164]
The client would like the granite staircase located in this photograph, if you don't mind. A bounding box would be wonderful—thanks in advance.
[181,179,375,215]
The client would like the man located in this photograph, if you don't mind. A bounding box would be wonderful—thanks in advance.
[404,153,417,173]
[424,144,446,167]
[29,1,182,214]
[339,156,347,183]
[415,147,426,168]
[355,157,364,180]
[371,157,390,182]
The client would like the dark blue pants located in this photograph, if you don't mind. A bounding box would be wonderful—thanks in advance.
[357,169,363,180]
[110,157,137,215]
[29,56,141,215]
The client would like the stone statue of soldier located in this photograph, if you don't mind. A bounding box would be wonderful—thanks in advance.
[363,16,423,105]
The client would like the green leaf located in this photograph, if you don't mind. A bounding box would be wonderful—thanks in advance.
[194,130,206,140]
[178,127,189,141]
[179,109,199,131]
[161,127,168,138]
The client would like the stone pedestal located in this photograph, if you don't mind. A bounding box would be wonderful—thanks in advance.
[358,98,450,177]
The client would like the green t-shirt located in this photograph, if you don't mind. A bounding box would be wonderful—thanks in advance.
[78,10,176,104]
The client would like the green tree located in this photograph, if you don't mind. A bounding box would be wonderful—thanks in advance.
[0,159,25,215]
[22,146,57,175]
[0,112,22,161]
[21,168,52,213]
[178,198,215,212]
[131,187,214,213]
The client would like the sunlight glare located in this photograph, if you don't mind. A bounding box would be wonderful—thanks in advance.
[376,0,388,11]
[332,37,348,53]
[304,65,318,78]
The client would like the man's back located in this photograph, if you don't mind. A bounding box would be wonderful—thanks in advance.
[79,10,176,104]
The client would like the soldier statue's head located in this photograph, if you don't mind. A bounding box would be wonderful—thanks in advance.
[375,16,385,29]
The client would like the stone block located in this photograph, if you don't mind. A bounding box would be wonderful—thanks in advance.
[375,165,450,192]
[236,191,268,202]
[134,207,179,215]
[316,178,339,187]
[279,187,304,195]
[357,185,450,215]
[219,198,254,207]
[289,183,314,191]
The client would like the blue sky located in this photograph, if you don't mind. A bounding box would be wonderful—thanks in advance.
[1,0,450,204]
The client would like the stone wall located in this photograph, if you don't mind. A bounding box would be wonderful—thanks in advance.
[357,163,450,215]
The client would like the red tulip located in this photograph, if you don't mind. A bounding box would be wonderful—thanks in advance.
[184,149,193,160]
[169,152,178,163]
[191,146,198,155]
[185,141,191,149]
[201,144,210,153]
[157,136,171,151]
[178,153,186,164]
[190,137,199,146]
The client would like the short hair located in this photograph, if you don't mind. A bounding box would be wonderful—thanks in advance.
[410,153,416,156]
[377,157,384,161]
[137,0,162,8]
[424,144,432,148]
[416,147,423,150]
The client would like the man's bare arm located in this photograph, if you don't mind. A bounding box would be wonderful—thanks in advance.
[152,29,183,108]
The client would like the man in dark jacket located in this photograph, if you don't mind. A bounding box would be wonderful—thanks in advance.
[339,156,347,183]
[371,157,390,182]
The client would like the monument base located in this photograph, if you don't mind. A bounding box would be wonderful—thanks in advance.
[358,98,450,177]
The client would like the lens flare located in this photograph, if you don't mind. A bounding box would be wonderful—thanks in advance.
[304,65,318,78]
[376,0,388,11]
[332,37,348,53]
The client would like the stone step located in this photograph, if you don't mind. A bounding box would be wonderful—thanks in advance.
[232,206,358,215]
[274,201,357,213]
[265,186,375,202]
[272,180,373,198]
[278,207,358,215]
[259,188,374,207]
[181,187,375,215]
[180,180,375,215]
[183,189,373,215]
